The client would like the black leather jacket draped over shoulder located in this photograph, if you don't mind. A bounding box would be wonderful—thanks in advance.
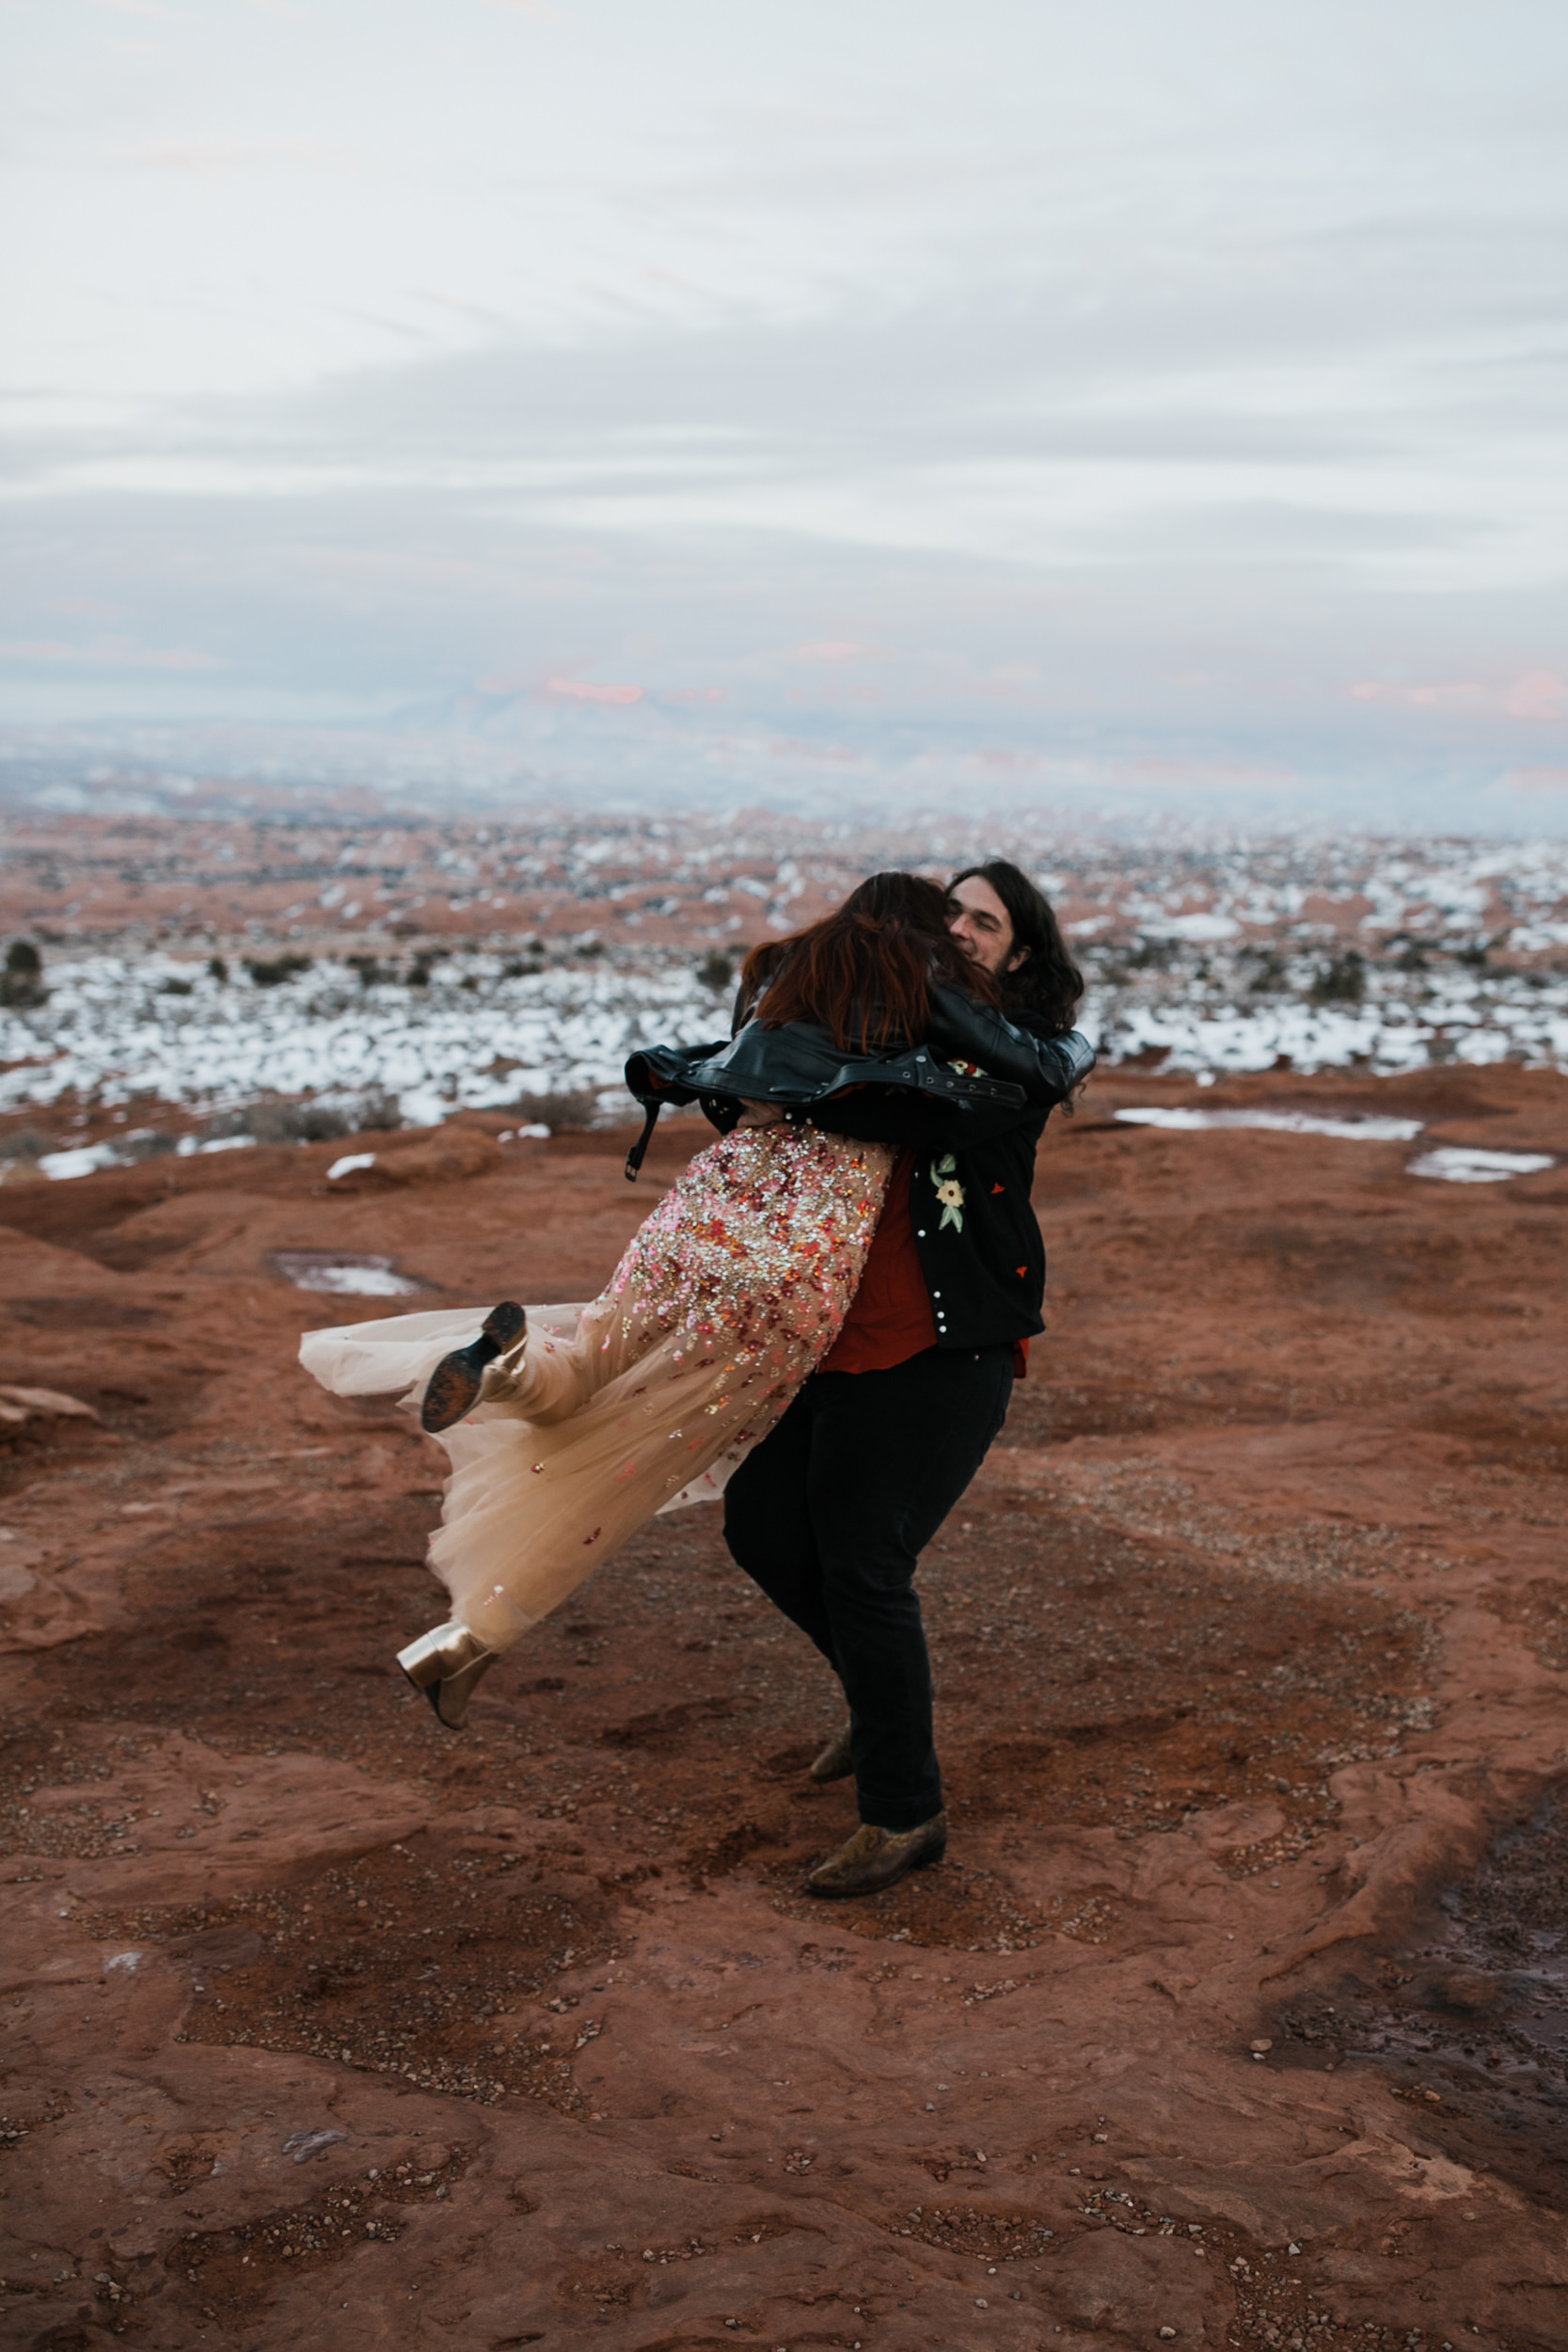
[621,984,1097,1179]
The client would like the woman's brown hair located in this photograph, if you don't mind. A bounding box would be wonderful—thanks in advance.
[739,870,997,1049]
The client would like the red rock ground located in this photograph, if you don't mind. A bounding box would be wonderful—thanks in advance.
[1,1066,1565,2352]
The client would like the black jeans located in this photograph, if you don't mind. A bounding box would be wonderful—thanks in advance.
[722,1343,1015,1831]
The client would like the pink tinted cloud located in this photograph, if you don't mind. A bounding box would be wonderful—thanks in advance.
[1352,679,1488,711]
[1497,767,1568,793]
[1352,672,1566,720]
[0,637,225,671]
[544,677,644,707]
[792,641,876,664]
[1500,672,1568,720]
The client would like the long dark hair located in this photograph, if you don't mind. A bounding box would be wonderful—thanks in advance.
[949,859,1084,1036]
[741,871,997,1049]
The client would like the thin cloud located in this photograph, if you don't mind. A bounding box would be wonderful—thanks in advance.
[0,638,226,672]
[544,677,644,705]
[3,0,1564,828]
[114,139,349,174]
[1353,674,1567,720]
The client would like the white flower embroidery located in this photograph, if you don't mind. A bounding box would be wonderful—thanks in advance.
[930,1152,965,1232]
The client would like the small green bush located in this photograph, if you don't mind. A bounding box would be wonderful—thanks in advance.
[1308,950,1366,1005]
[0,940,46,1008]
[244,952,312,988]
[507,1088,599,1132]
[1242,948,1289,994]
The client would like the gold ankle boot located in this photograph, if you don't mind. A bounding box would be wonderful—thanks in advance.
[396,1620,497,1731]
[478,1330,531,1406]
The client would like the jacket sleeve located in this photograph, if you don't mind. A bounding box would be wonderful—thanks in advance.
[798,1088,1045,1152]
[926,989,1098,1105]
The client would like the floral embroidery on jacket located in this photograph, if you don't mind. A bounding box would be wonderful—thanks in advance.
[930,1152,965,1232]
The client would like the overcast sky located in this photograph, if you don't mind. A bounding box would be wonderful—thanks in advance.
[3,0,1566,826]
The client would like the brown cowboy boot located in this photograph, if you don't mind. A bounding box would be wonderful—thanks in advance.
[806,1810,947,1898]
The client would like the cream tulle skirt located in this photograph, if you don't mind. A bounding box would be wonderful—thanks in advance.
[299,1124,894,1653]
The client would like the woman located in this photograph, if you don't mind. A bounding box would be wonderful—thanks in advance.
[300,874,1071,1729]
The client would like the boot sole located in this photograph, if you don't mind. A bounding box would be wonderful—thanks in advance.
[420,1302,526,1433]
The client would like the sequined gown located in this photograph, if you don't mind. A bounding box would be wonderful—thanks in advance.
[299,1124,893,1654]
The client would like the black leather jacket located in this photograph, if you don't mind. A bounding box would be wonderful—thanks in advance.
[622,986,1096,1179]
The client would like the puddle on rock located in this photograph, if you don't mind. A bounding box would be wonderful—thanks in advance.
[1275,1779,1568,2203]
[270,1250,426,1296]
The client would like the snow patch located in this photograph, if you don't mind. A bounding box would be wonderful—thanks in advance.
[1406,1147,1555,1184]
[272,1249,424,1295]
[1116,1108,1424,1141]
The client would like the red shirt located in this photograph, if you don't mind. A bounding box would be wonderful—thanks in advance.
[819,1150,936,1375]
[819,1148,1034,1381]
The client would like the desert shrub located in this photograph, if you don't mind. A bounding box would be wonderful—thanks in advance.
[244,952,312,988]
[261,1102,352,1142]
[121,1129,177,1160]
[696,948,735,993]
[507,1088,600,1132]
[208,1088,403,1145]
[1308,950,1366,1004]
[346,954,388,988]
[0,1128,47,1163]
[1240,947,1289,993]
[208,955,229,983]
[404,947,450,988]
[159,977,195,997]
[1,941,46,1008]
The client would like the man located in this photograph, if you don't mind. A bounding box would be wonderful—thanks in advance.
[721,859,1094,1896]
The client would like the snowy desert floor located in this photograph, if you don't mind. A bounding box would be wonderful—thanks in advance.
[1,1058,1565,2351]
[3,819,1568,1163]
